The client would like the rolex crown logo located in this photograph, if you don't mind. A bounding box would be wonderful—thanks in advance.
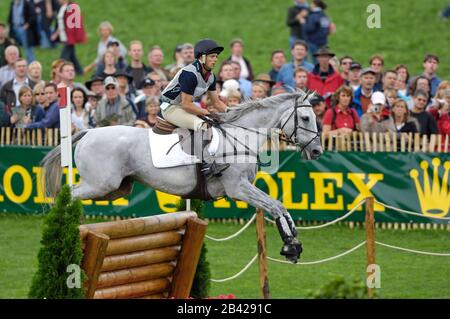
[409,158,450,218]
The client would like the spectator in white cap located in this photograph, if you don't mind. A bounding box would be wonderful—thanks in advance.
[360,91,395,133]
[95,76,135,126]
[219,79,240,102]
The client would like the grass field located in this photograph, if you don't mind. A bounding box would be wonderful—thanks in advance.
[1,214,449,299]
[0,0,449,80]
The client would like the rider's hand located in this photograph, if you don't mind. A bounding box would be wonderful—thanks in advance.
[200,108,210,116]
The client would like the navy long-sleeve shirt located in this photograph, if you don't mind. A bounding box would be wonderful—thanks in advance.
[26,100,60,129]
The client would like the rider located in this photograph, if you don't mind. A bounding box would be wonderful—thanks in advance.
[160,39,230,177]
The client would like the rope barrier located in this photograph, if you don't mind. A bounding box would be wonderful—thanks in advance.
[264,199,367,230]
[267,241,367,265]
[375,241,450,256]
[375,199,450,221]
[205,213,256,242]
[210,254,258,283]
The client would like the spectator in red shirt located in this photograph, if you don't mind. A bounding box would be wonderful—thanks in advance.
[307,47,344,106]
[429,88,450,137]
[322,85,359,137]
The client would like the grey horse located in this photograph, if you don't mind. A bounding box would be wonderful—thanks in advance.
[41,91,322,263]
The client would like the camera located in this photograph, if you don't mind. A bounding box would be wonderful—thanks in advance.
[370,104,380,113]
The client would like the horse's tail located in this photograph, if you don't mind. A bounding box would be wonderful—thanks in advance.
[41,130,88,199]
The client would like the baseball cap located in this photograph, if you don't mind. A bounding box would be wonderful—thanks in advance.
[107,40,120,47]
[350,62,362,70]
[141,78,155,87]
[219,79,240,98]
[310,95,325,106]
[361,67,377,76]
[104,76,118,88]
[371,91,386,105]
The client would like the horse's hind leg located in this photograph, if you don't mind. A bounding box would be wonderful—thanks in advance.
[72,180,113,201]
[72,177,134,201]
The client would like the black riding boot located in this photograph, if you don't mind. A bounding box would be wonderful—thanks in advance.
[199,123,230,177]
[276,217,303,263]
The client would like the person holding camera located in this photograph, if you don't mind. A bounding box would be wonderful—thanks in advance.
[360,91,395,133]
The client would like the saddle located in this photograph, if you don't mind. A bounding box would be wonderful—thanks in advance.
[152,116,178,135]
[151,116,213,201]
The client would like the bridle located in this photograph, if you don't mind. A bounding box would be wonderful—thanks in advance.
[279,93,320,154]
[196,93,320,165]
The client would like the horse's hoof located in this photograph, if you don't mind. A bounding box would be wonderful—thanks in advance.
[280,239,303,264]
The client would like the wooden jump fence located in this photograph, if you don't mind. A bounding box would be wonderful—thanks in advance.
[79,211,207,299]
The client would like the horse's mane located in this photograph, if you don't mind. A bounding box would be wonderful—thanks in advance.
[219,90,311,123]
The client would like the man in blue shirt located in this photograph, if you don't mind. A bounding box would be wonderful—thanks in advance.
[276,40,313,89]
[421,54,441,97]
[26,83,59,129]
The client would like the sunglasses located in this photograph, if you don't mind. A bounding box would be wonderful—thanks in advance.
[105,86,116,91]
[35,92,45,96]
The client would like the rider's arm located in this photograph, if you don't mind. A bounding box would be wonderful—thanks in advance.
[180,92,210,116]
[179,70,210,116]
[208,90,227,113]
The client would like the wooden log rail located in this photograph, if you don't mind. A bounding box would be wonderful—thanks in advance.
[79,211,207,299]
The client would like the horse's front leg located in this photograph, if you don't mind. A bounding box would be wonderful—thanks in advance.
[224,178,302,263]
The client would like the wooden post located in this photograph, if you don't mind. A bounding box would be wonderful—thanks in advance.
[437,134,442,153]
[31,129,36,146]
[6,127,11,145]
[37,129,42,146]
[81,230,110,298]
[364,132,371,152]
[48,128,53,146]
[414,133,421,152]
[327,133,333,151]
[407,132,413,153]
[0,126,4,145]
[372,132,377,153]
[256,209,270,299]
[444,134,449,153]
[321,132,326,150]
[385,133,391,152]
[421,134,428,153]
[26,129,30,145]
[169,217,207,299]
[429,134,436,153]
[352,131,358,151]
[54,128,59,146]
[365,197,376,298]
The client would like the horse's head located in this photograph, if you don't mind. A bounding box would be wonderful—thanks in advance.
[279,93,323,160]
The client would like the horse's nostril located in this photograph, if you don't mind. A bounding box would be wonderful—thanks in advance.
[312,149,322,157]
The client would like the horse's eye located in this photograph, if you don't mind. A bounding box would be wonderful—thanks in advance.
[301,116,309,122]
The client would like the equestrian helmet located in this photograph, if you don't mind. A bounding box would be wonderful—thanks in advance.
[194,39,224,59]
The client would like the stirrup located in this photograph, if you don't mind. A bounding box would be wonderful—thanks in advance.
[201,161,230,177]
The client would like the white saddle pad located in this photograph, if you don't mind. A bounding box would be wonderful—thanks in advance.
[149,129,200,168]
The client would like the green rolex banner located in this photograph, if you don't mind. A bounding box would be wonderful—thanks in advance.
[0,146,448,223]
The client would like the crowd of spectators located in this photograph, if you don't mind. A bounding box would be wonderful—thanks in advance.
[0,0,448,149]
